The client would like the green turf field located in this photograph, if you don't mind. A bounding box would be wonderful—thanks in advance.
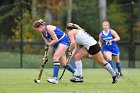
[0,68,140,93]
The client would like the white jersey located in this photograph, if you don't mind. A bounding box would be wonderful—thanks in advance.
[75,31,97,50]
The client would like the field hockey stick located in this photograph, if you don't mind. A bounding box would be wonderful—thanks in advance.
[59,56,71,80]
[34,45,49,83]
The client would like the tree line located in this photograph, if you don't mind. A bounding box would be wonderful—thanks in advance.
[0,0,139,42]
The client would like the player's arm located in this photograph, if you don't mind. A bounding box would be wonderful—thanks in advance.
[67,43,78,64]
[72,43,79,56]
[98,33,103,48]
[47,25,59,46]
[67,30,76,52]
[41,33,50,45]
[41,33,51,55]
[111,30,120,42]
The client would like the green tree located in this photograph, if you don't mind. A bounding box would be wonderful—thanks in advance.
[0,0,20,41]
[107,2,130,40]
[71,0,100,39]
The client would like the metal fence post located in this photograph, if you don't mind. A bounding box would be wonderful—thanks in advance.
[128,0,135,68]
[20,0,23,68]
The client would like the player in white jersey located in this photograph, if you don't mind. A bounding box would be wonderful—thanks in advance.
[66,23,120,84]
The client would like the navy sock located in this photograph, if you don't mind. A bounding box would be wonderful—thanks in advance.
[108,60,115,70]
[116,62,122,73]
[53,61,60,78]
[65,64,75,73]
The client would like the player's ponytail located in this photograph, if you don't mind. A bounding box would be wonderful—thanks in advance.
[73,24,84,30]
[66,23,85,31]
[32,19,46,29]
[32,21,41,29]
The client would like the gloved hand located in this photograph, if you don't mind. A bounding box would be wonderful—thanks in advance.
[45,45,49,50]
[67,50,72,56]
[42,56,48,63]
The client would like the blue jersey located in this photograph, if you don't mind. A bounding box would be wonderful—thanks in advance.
[42,25,70,48]
[101,29,120,56]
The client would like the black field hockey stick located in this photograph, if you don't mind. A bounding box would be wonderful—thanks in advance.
[34,45,49,83]
[59,68,66,81]
[59,56,71,80]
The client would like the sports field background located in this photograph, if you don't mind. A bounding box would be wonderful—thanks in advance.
[0,68,139,93]
[0,51,140,93]
[0,49,140,68]
[0,46,140,93]
[0,0,140,69]
[0,1,140,93]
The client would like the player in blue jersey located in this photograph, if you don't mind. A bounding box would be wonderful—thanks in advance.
[99,21,123,76]
[32,19,76,84]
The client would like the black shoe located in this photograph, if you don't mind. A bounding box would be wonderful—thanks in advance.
[70,75,83,83]
[112,72,120,84]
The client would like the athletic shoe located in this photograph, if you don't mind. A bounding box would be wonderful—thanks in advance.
[116,72,120,79]
[47,77,58,84]
[120,73,123,76]
[112,72,120,84]
[70,75,83,83]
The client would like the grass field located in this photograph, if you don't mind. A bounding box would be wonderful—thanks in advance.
[1,51,140,68]
[0,68,140,93]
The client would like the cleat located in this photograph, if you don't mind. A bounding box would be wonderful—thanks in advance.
[116,72,120,79]
[112,76,117,84]
[112,72,120,84]
[47,77,58,84]
[120,73,123,76]
[70,75,83,83]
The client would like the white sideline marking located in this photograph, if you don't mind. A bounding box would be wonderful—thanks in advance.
[29,90,140,93]
[93,90,140,93]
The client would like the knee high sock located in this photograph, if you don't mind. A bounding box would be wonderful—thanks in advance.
[75,60,82,76]
[53,61,60,78]
[104,63,116,77]
[108,60,115,70]
[116,62,122,73]
[65,64,75,74]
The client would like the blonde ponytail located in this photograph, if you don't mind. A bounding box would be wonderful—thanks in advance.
[73,24,85,31]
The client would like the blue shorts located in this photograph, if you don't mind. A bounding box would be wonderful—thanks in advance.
[53,35,70,49]
[102,45,120,56]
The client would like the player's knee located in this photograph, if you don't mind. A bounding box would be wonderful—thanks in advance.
[53,54,60,61]
[94,56,107,65]
[61,63,66,67]
[106,57,112,61]
[74,55,81,61]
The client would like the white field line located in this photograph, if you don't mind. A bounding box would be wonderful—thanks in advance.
[29,90,140,93]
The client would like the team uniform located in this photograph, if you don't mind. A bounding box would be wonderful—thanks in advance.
[70,30,101,82]
[70,30,120,83]
[101,29,122,76]
[42,25,76,84]
[75,31,101,55]
[101,29,120,56]
[42,25,70,48]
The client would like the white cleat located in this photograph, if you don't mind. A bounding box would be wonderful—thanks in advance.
[47,77,58,84]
